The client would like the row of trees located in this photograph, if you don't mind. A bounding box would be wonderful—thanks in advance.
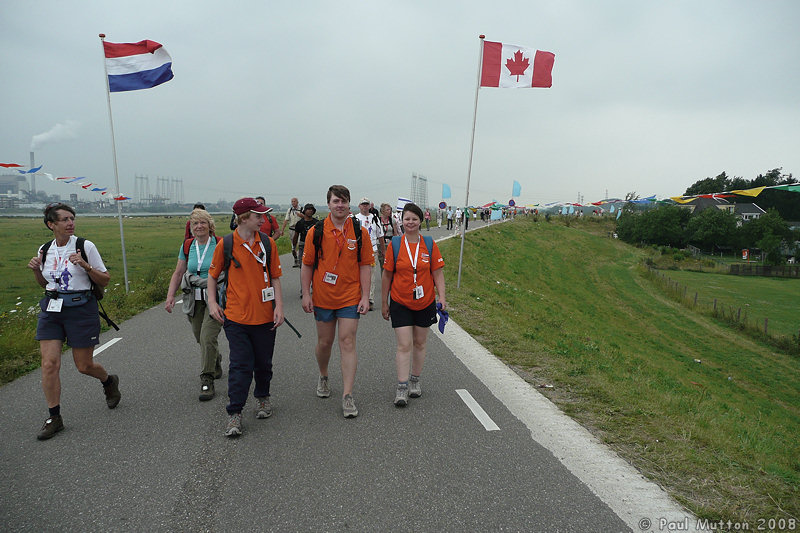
[684,168,798,221]
[615,204,798,264]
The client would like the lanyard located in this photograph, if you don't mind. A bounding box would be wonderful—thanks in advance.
[193,238,211,275]
[330,220,350,272]
[242,240,270,285]
[402,235,421,286]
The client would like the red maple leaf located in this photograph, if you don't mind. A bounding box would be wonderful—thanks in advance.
[505,49,530,81]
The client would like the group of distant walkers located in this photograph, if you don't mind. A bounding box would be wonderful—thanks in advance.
[28,184,447,440]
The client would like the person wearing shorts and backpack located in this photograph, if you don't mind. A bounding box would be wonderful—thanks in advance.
[381,202,446,407]
[28,203,120,440]
[301,185,373,418]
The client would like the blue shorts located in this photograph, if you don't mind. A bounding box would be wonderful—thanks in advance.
[35,297,101,348]
[313,305,360,322]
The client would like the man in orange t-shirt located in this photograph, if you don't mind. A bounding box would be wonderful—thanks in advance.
[207,197,284,437]
[301,185,373,418]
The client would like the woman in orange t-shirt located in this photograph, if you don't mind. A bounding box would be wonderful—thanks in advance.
[381,203,446,407]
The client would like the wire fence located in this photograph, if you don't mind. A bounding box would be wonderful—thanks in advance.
[643,265,799,355]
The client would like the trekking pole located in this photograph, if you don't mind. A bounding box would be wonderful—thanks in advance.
[283,317,302,338]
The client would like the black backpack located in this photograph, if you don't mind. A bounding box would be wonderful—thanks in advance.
[311,216,362,271]
[217,231,270,309]
[39,237,119,330]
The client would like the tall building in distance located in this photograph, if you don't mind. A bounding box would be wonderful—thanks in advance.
[411,172,428,209]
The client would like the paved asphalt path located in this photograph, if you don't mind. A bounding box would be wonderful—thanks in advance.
[1,219,665,532]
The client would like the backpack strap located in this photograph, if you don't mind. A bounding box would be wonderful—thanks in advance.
[391,235,434,273]
[312,219,326,271]
[312,217,362,271]
[222,232,270,277]
[182,237,195,259]
[351,215,362,263]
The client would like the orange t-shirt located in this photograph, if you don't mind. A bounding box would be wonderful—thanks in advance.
[208,230,282,325]
[303,216,374,310]
[383,235,444,310]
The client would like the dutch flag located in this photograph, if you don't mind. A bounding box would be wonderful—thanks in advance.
[103,39,174,93]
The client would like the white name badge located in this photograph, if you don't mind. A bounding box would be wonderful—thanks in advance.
[413,286,424,300]
[46,298,63,313]
[261,287,275,302]
[323,272,338,285]
[194,288,204,301]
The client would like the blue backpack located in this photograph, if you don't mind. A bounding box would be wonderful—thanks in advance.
[391,235,434,270]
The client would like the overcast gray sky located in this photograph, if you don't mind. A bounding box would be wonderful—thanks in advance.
[2,0,799,208]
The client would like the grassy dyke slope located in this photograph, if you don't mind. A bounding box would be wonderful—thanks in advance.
[439,217,799,524]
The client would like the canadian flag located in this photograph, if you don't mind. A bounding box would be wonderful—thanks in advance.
[480,40,555,88]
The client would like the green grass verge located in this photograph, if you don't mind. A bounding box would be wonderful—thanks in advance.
[0,215,290,384]
[439,216,799,525]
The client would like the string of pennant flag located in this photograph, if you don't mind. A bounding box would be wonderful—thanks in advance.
[0,162,131,200]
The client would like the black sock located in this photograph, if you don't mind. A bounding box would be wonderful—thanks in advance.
[101,375,114,387]
[49,405,60,418]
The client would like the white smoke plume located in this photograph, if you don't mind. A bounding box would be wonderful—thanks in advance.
[30,120,81,151]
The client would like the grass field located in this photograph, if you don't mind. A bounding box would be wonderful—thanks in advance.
[438,216,799,525]
[651,268,799,338]
[0,214,290,382]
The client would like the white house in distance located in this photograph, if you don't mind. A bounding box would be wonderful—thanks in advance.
[678,197,765,226]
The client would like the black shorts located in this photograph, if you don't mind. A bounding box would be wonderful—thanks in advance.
[389,299,437,329]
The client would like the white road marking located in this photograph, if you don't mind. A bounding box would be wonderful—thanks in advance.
[456,389,500,431]
[93,337,122,357]
[437,320,700,532]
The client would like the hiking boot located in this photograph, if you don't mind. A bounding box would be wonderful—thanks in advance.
[199,376,215,401]
[214,360,223,379]
[342,394,358,418]
[369,300,374,311]
[224,412,242,437]
[316,375,330,398]
[255,397,272,419]
[394,384,409,407]
[103,374,121,409]
[37,415,64,440]
[409,376,422,398]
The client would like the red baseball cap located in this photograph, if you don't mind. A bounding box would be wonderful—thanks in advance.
[233,197,269,215]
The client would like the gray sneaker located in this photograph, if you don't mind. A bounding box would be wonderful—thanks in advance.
[342,394,358,418]
[409,377,422,398]
[316,375,331,398]
[394,384,409,407]
[224,412,242,437]
[255,397,272,419]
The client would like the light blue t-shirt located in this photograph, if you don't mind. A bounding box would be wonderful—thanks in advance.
[179,236,217,279]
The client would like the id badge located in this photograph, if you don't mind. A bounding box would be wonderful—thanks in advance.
[46,298,63,313]
[323,272,338,285]
[194,288,204,301]
[261,287,275,302]
[413,286,424,300]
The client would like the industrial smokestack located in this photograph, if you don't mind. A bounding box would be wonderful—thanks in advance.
[30,151,35,194]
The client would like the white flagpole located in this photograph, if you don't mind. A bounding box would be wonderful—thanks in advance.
[457,35,485,289]
[99,33,130,293]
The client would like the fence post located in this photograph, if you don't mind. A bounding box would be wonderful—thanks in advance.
[694,292,698,306]
[764,318,768,335]
[714,298,717,312]
[737,308,741,322]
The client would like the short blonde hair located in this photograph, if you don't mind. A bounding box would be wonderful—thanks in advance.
[189,209,215,236]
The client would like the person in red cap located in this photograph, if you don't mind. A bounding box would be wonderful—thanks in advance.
[207,197,284,437]
[301,185,373,418]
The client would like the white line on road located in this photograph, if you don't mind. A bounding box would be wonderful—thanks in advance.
[93,337,122,357]
[456,389,500,431]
